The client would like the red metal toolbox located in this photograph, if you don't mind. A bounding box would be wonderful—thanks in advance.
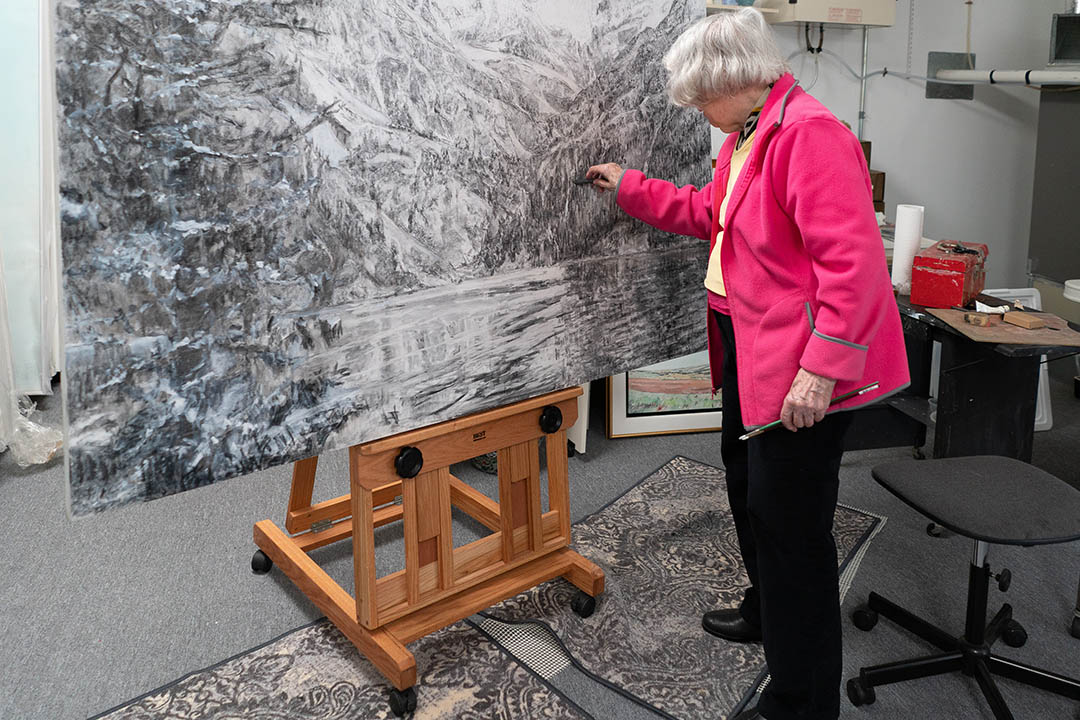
[909,240,989,308]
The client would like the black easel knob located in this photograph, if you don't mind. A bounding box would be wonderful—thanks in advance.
[539,406,563,434]
[395,446,424,478]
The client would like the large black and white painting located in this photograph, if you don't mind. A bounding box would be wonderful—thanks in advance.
[58,0,710,515]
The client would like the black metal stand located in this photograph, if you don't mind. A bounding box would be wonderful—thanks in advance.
[847,541,1080,720]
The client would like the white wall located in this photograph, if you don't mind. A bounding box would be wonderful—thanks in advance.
[712,0,1065,288]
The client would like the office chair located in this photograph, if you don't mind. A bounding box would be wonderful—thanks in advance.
[846,456,1080,720]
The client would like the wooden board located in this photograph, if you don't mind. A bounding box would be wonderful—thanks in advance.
[927,309,1080,347]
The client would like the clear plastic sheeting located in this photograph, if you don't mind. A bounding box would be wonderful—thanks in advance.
[0,246,62,467]
[0,0,56,395]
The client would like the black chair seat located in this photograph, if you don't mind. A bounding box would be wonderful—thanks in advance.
[872,456,1080,546]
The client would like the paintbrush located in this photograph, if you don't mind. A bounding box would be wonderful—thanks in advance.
[738,381,880,441]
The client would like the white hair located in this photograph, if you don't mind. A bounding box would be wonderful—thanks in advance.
[663,8,789,107]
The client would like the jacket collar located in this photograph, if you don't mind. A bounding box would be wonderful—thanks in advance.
[760,72,800,130]
[715,73,799,172]
[712,73,800,232]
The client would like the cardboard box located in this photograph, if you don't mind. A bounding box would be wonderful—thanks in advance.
[910,240,989,308]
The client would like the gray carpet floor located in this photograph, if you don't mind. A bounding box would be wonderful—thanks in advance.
[1,367,1078,720]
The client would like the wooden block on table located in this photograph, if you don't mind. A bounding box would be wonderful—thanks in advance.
[964,312,1000,327]
[1002,312,1047,330]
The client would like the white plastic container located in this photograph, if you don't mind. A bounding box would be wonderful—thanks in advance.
[1063,279,1080,304]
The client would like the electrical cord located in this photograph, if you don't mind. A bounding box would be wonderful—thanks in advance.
[804,22,824,54]
[804,53,821,91]
[818,48,975,85]
[906,0,916,74]
[972,0,980,70]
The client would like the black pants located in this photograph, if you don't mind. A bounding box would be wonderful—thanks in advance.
[715,310,850,720]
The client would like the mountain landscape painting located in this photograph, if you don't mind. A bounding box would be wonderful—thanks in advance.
[58,0,710,515]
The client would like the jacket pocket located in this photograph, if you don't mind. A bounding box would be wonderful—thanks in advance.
[748,291,812,403]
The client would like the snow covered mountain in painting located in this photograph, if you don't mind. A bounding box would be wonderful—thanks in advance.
[58,0,709,514]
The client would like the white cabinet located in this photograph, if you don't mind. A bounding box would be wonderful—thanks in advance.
[752,0,895,27]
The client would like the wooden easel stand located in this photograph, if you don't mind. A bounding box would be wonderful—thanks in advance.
[252,387,604,703]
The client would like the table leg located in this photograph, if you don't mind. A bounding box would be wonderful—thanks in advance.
[935,334,1040,461]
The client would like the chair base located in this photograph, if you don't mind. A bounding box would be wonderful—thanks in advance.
[848,590,1080,720]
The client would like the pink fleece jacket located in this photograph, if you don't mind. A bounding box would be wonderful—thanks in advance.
[616,73,909,428]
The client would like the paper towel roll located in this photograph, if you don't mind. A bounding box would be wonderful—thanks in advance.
[891,204,924,294]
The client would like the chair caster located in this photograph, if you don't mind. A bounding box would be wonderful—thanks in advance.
[251,549,273,574]
[926,522,951,538]
[1002,619,1028,648]
[912,447,926,460]
[571,590,596,618]
[846,676,876,707]
[852,605,879,631]
[1071,615,1080,639]
[567,439,577,458]
[388,686,417,717]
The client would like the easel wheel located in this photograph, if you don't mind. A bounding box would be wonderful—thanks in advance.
[251,549,273,575]
[388,686,417,716]
[571,590,596,618]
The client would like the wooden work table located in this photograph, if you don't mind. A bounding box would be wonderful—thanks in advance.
[844,295,1080,462]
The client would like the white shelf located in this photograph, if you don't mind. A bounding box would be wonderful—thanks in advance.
[705,3,778,14]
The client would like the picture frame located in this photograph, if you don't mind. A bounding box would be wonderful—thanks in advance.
[607,351,723,438]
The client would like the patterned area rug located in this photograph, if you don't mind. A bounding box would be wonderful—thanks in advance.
[92,620,589,720]
[481,456,884,720]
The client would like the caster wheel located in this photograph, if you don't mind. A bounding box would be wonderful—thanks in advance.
[388,686,417,717]
[571,591,597,618]
[852,606,879,632]
[912,447,926,460]
[251,549,273,574]
[567,440,577,458]
[1071,615,1080,640]
[846,677,876,707]
[927,522,945,538]
[1002,619,1028,648]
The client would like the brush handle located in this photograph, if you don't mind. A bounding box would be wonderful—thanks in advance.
[738,381,880,441]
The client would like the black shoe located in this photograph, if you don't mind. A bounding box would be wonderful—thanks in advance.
[730,705,762,720]
[702,608,762,642]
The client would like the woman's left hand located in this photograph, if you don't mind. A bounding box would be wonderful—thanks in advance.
[586,163,625,194]
[780,368,837,431]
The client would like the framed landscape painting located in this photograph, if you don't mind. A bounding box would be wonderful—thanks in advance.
[607,351,722,438]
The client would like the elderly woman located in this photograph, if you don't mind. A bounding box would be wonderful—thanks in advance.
[588,9,909,720]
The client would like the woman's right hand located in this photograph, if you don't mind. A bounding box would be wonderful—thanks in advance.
[586,163,625,194]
